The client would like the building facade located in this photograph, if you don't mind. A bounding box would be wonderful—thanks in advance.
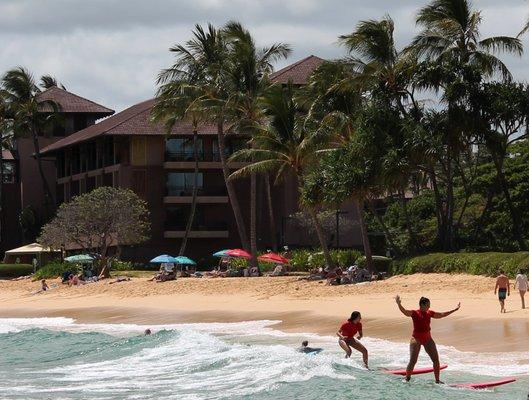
[2,56,365,262]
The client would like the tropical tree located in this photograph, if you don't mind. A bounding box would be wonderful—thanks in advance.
[222,21,291,269]
[39,187,150,277]
[153,35,211,256]
[472,82,529,248]
[230,83,335,268]
[410,0,523,80]
[1,68,61,217]
[154,24,250,252]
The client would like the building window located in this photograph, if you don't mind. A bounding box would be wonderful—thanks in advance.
[167,172,203,196]
[166,138,203,161]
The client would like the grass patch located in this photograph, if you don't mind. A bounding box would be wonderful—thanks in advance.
[34,262,77,279]
[392,252,529,277]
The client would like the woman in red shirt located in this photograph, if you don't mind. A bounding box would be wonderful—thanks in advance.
[337,311,368,368]
[395,295,460,383]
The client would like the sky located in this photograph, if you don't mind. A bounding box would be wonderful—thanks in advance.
[1,0,528,112]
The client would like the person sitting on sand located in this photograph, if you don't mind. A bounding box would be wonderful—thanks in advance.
[41,279,49,292]
[514,269,528,310]
[326,267,343,286]
[395,295,460,384]
[494,270,510,313]
[68,274,79,286]
[337,311,368,368]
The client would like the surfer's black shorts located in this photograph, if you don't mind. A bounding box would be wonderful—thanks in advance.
[498,288,507,300]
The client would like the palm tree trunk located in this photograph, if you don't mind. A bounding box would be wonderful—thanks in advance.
[249,172,258,271]
[399,190,419,253]
[216,121,250,250]
[264,174,278,252]
[32,124,54,218]
[492,155,525,249]
[308,207,333,268]
[0,145,3,244]
[354,199,373,272]
[179,128,199,255]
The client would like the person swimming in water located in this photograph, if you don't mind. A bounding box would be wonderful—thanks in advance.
[337,311,368,368]
[298,340,323,354]
[395,295,460,384]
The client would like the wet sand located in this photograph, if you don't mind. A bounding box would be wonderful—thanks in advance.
[1,273,528,353]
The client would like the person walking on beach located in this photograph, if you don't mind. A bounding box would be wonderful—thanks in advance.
[514,269,528,309]
[494,270,510,313]
[337,311,368,368]
[395,295,460,384]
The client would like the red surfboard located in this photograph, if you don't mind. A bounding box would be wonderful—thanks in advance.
[384,364,448,376]
[451,378,516,389]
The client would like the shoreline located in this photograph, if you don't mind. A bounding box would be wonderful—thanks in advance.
[1,273,528,353]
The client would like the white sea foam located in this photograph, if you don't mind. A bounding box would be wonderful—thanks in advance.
[2,316,529,389]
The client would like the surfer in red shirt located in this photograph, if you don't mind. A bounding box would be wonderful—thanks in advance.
[337,311,368,368]
[395,295,460,383]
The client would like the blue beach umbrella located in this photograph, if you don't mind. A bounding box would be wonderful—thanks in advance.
[150,254,178,264]
[174,256,197,266]
[213,250,230,257]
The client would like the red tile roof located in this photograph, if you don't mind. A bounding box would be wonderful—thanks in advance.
[270,55,325,85]
[1,149,14,160]
[40,98,217,154]
[37,86,114,116]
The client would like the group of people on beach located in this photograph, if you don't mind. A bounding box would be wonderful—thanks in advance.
[495,269,528,312]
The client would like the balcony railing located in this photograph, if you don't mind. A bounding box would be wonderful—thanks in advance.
[165,151,228,162]
[164,221,228,231]
[166,185,227,197]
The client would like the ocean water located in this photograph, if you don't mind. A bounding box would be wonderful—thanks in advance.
[0,318,527,399]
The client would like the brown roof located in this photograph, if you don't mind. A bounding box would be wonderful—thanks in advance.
[270,55,325,85]
[37,86,114,116]
[2,149,14,160]
[40,98,217,155]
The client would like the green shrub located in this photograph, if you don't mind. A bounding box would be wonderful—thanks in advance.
[391,252,529,277]
[34,262,78,279]
[0,264,33,278]
[111,260,134,271]
[357,255,393,272]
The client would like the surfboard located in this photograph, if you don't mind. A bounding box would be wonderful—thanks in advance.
[383,364,448,376]
[451,378,516,389]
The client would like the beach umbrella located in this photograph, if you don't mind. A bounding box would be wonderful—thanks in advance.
[225,249,252,259]
[258,253,289,264]
[64,254,95,263]
[150,254,178,263]
[174,256,197,266]
[213,250,230,257]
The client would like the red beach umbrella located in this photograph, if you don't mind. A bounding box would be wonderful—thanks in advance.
[258,253,289,264]
[225,248,252,259]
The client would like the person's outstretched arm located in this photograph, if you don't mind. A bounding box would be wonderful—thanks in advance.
[494,278,499,295]
[395,295,412,317]
[432,303,461,319]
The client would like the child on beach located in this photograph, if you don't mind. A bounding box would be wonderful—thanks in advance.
[337,311,368,368]
[494,270,510,313]
[514,269,528,309]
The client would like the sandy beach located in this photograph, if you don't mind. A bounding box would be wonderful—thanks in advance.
[1,273,528,353]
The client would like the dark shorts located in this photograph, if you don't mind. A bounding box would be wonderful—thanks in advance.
[498,288,507,300]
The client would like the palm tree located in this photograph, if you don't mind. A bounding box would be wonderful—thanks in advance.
[152,80,203,256]
[1,67,60,218]
[410,0,522,80]
[222,21,291,269]
[408,0,522,250]
[157,24,250,252]
[230,83,335,268]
